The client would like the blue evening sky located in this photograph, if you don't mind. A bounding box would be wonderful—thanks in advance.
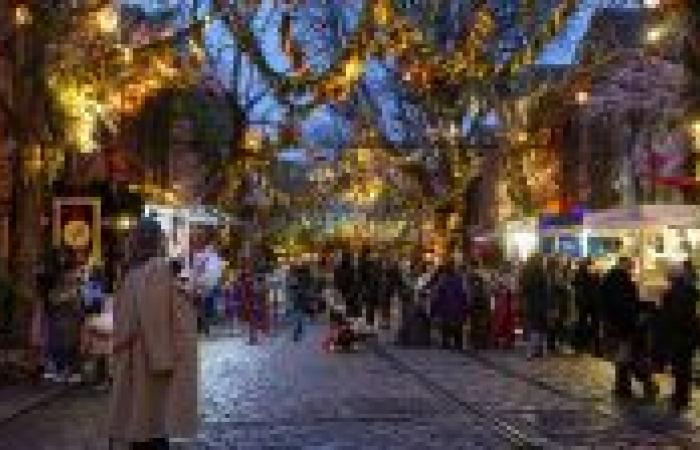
[123,0,645,161]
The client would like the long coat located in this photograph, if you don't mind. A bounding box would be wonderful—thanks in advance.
[522,264,549,332]
[660,277,700,359]
[600,267,639,341]
[47,285,82,358]
[109,257,197,444]
[430,270,469,322]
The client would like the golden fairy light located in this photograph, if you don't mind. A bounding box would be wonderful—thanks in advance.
[575,90,589,105]
[93,7,119,34]
[373,0,392,26]
[646,25,665,43]
[14,5,32,26]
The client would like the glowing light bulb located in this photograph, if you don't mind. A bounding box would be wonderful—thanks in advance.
[94,7,119,33]
[646,26,665,43]
[14,5,32,26]
[343,57,362,82]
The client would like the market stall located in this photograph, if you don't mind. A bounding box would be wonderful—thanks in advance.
[583,204,700,301]
[538,207,586,259]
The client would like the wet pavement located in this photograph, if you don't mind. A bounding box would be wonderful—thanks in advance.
[1,323,700,448]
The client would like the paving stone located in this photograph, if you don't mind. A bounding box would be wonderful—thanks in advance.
[3,324,700,448]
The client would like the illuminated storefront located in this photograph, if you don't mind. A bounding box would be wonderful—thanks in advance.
[583,204,700,300]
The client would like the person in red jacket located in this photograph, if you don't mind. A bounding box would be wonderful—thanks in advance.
[491,270,516,349]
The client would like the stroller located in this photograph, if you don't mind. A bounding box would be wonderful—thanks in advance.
[324,296,374,352]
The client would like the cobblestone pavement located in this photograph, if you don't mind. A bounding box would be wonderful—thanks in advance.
[379,345,700,448]
[197,325,512,449]
[2,323,700,449]
[0,386,109,450]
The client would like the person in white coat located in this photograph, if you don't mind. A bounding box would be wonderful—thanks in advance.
[109,219,197,450]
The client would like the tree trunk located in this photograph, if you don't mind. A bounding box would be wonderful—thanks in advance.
[3,2,49,344]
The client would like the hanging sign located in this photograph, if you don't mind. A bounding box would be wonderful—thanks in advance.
[53,197,102,265]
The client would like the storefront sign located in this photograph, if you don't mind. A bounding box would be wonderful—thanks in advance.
[583,205,700,229]
[539,209,584,230]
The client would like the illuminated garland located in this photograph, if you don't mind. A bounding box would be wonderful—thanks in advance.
[214,0,581,117]
[46,5,207,154]
[214,0,374,96]
[496,0,579,77]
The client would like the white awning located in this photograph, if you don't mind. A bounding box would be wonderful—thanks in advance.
[584,205,700,229]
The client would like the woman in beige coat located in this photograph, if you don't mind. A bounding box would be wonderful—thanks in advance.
[109,219,197,450]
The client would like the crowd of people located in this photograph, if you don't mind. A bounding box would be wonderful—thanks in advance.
[287,247,699,413]
[6,220,700,448]
[520,254,700,411]
[15,236,700,415]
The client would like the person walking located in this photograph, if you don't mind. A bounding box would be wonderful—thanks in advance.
[289,262,312,342]
[491,270,516,349]
[600,257,647,399]
[396,258,431,347]
[222,270,240,328]
[573,257,600,354]
[660,262,700,412]
[522,254,548,358]
[468,265,490,350]
[545,257,568,354]
[80,266,110,386]
[336,251,360,319]
[430,259,470,350]
[109,219,197,450]
[47,266,83,383]
[358,247,379,329]
[378,257,394,330]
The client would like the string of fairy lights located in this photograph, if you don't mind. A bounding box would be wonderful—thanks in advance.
[21,0,584,158]
[8,0,589,241]
[214,0,582,119]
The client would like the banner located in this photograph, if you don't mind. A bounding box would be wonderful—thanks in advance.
[53,197,102,267]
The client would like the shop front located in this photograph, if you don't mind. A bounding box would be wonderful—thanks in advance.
[583,204,700,301]
[538,206,586,259]
[144,204,237,276]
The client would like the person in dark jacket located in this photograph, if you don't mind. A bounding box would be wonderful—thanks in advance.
[545,257,570,354]
[335,251,360,318]
[290,262,312,341]
[358,247,379,328]
[379,257,401,330]
[600,257,647,399]
[522,254,548,358]
[431,260,469,350]
[397,259,430,347]
[573,257,600,354]
[47,268,83,383]
[469,266,490,350]
[660,262,700,411]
